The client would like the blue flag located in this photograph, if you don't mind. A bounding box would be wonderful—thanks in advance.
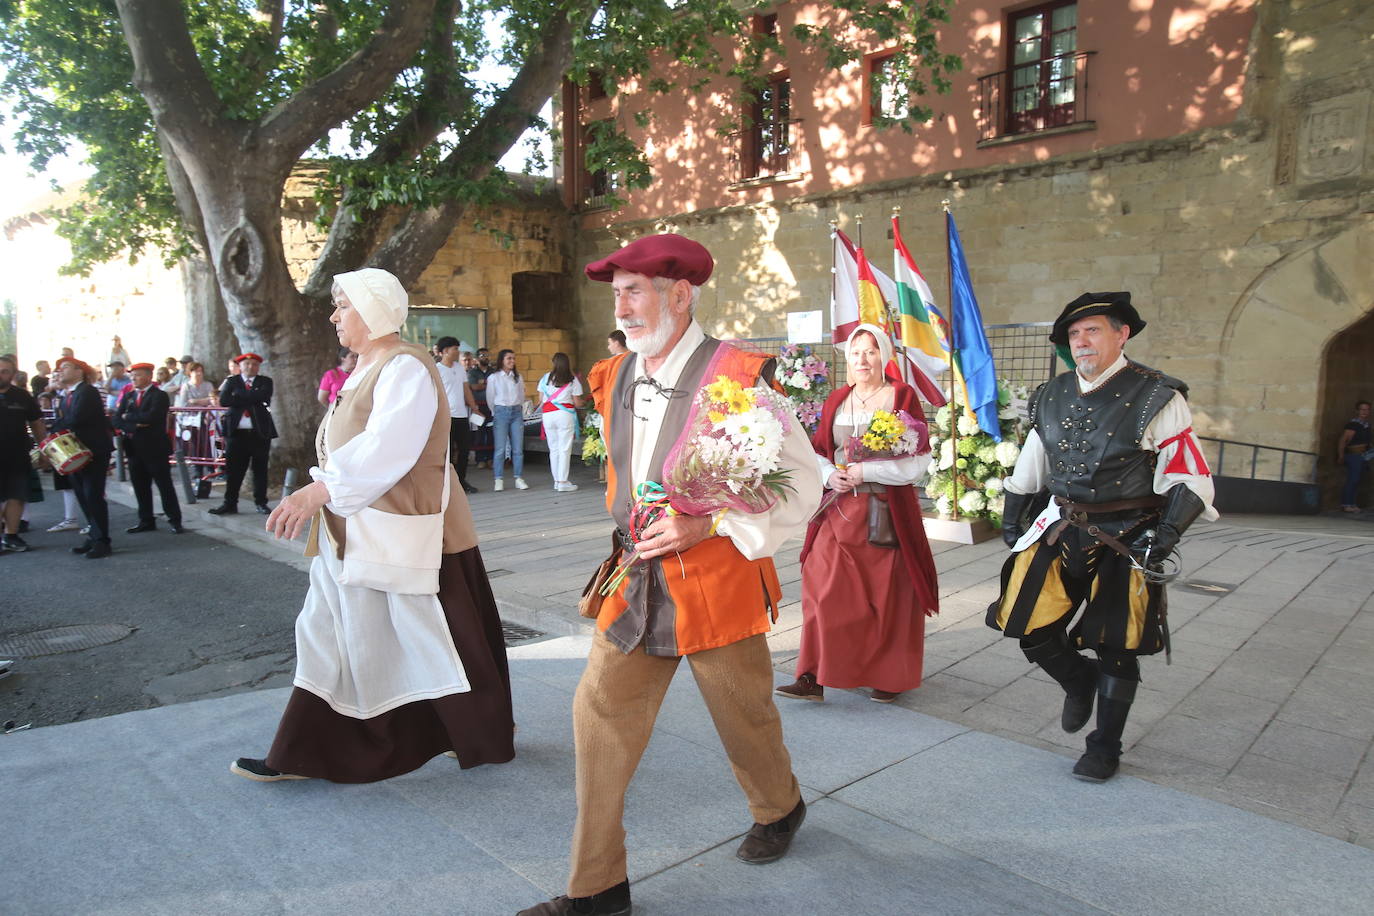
[946,211,1001,441]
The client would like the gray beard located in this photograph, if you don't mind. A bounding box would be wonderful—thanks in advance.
[621,303,676,358]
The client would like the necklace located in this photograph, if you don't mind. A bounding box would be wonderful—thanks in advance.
[853,383,887,408]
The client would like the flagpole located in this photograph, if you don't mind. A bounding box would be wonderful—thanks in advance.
[888,206,911,385]
[943,198,960,521]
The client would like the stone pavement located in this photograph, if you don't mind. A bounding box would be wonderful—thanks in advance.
[95,458,1374,850]
[5,462,1374,913]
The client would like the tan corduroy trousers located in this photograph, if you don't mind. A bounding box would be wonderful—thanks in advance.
[567,632,801,897]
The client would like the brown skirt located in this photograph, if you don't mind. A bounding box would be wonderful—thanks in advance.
[797,492,926,692]
[265,547,516,783]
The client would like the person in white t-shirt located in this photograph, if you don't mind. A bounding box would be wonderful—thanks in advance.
[435,336,479,493]
[536,352,586,492]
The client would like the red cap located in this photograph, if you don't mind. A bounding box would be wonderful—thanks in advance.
[128,362,155,371]
[584,233,713,285]
[233,353,264,364]
[55,356,93,374]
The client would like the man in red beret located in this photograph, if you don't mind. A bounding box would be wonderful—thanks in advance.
[519,235,822,916]
[211,353,277,515]
[48,356,116,558]
[113,362,183,534]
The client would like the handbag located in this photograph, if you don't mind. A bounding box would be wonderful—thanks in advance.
[867,492,899,549]
[579,535,624,619]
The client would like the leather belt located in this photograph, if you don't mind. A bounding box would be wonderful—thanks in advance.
[1046,495,1165,559]
[852,483,886,494]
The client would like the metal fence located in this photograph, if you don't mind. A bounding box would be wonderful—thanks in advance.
[1195,437,1319,484]
[745,322,1059,394]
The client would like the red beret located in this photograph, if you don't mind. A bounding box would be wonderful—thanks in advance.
[128,362,155,371]
[233,353,264,364]
[585,233,713,285]
[55,356,93,374]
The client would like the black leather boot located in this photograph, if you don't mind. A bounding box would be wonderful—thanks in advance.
[1073,672,1138,782]
[1022,631,1098,733]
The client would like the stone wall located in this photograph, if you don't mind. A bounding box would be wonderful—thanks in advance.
[281,173,573,398]
[569,0,1374,505]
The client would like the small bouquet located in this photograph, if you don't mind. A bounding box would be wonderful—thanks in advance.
[581,409,606,465]
[818,408,929,515]
[776,343,831,434]
[601,370,797,595]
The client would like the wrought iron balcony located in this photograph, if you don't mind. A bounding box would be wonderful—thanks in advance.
[976,50,1095,143]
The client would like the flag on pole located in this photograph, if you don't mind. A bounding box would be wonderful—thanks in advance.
[832,227,946,405]
[891,216,953,388]
[946,210,1001,441]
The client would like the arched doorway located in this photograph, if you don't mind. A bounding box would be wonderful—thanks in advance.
[1318,308,1374,508]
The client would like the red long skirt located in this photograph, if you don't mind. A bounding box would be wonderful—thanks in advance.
[796,492,926,693]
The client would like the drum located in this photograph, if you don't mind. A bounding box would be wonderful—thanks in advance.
[39,431,93,475]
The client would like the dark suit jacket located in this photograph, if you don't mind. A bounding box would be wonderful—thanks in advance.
[52,383,114,457]
[218,374,278,440]
[113,384,173,461]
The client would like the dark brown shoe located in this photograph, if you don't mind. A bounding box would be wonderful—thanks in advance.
[516,880,631,915]
[775,673,824,702]
[736,797,806,864]
[869,689,902,703]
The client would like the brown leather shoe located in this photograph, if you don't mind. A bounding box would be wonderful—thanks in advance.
[736,797,806,864]
[869,689,902,703]
[775,673,824,702]
[517,880,631,915]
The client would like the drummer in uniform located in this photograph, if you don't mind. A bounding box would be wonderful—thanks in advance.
[49,356,116,559]
[113,362,184,534]
[0,354,47,553]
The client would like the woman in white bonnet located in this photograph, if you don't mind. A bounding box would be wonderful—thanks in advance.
[231,268,515,783]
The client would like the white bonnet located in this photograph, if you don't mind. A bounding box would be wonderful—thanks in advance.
[333,268,410,340]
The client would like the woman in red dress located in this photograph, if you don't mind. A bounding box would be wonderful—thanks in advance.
[777,323,939,704]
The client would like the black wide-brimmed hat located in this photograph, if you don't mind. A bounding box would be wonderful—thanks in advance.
[1049,291,1146,345]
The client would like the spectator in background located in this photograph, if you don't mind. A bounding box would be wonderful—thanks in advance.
[1337,399,1372,513]
[536,352,584,492]
[0,354,47,553]
[436,337,478,494]
[316,349,357,407]
[467,348,493,470]
[155,366,172,387]
[211,353,277,515]
[2,354,29,393]
[224,356,241,383]
[176,362,216,407]
[487,348,527,492]
[49,357,115,559]
[606,329,628,356]
[105,361,133,410]
[31,360,50,398]
[108,337,130,368]
[164,355,191,400]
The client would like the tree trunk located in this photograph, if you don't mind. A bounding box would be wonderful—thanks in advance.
[180,255,240,376]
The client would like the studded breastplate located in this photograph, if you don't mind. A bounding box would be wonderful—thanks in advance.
[1031,361,1182,504]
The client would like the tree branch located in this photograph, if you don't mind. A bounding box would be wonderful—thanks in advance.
[112,0,230,150]
[242,0,288,92]
[302,0,465,299]
[256,0,438,163]
[367,8,584,286]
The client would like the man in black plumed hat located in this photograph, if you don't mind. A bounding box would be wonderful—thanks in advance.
[987,291,1218,782]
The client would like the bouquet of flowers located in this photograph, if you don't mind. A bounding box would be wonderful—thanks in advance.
[817,407,928,516]
[776,343,831,434]
[924,380,1030,525]
[581,409,606,465]
[601,371,797,595]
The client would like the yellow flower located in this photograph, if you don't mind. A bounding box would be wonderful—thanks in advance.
[708,410,726,424]
[705,375,743,407]
[726,390,753,414]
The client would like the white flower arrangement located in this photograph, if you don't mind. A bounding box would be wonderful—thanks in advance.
[924,378,1031,525]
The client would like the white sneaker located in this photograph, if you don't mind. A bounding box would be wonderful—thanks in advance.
[514,477,529,490]
[47,518,81,532]
[556,482,579,492]
[494,478,505,492]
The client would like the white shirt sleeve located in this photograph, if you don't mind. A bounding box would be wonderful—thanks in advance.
[308,355,438,517]
[1142,391,1220,521]
[714,384,824,560]
[1004,429,1049,495]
